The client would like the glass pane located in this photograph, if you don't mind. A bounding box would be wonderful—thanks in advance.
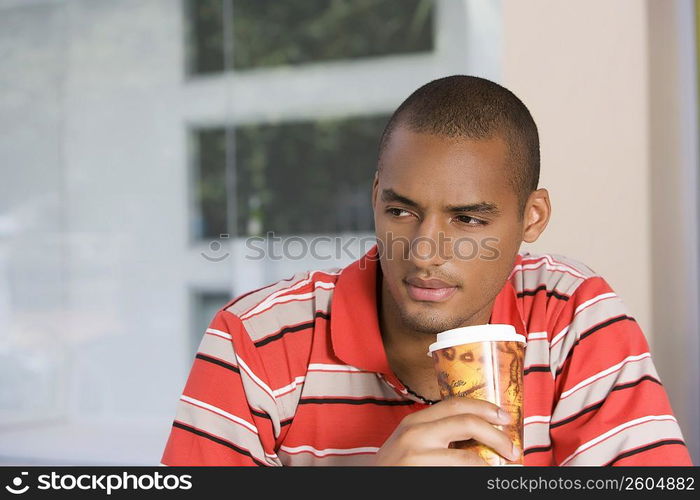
[236,115,387,235]
[193,129,229,240]
[186,0,225,74]
[232,0,435,69]
[186,0,435,74]
[191,114,388,239]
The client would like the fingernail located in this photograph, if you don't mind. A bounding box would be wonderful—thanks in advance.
[511,444,521,461]
[498,408,511,423]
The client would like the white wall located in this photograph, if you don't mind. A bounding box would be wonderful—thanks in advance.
[503,0,652,335]
[502,0,699,463]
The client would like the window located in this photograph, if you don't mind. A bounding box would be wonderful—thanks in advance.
[191,129,229,240]
[187,0,435,74]
[191,114,388,240]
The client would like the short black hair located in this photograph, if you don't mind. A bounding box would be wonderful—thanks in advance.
[377,75,540,216]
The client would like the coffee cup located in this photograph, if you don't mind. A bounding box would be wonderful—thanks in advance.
[428,324,526,465]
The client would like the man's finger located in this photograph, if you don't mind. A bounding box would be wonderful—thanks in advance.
[408,413,519,461]
[402,397,511,427]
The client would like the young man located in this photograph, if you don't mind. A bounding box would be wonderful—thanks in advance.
[161,76,692,466]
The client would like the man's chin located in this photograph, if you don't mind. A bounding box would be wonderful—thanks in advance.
[398,308,463,335]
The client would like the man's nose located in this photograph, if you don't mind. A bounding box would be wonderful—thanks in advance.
[409,216,452,267]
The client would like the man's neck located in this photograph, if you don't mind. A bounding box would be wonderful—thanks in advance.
[377,272,493,399]
[379,289,431,371]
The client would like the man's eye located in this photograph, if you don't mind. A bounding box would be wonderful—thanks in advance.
[387,208,412,218]
[456,215,487,226]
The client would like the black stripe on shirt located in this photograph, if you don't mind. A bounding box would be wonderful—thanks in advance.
[604,439,687,466]
[299,397,414,406]
[172,421,267,466]
[610,375,661,392]
[556,315,636,376]
[524,365,551,376]
[517,285,570,301]
[524,444,552,455]
[250,408,271,419]
[550,375,662,429]
[195,353,240,374]
[254,311,330,348]
[550,401,604,430]
[579,314,636,342]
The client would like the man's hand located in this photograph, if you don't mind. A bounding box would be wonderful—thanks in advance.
[373,398,520,465]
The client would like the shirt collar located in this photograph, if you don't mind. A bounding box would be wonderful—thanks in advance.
[330,244,527,374]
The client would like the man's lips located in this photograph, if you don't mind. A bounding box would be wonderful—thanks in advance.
[406,277,455,289]
[404,277,458,302]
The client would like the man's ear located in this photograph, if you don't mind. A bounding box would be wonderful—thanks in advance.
[522,188,551,243]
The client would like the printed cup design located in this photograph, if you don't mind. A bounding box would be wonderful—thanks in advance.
[431,339,525,465]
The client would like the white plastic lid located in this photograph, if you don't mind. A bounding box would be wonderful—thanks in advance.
[428,324,526,354]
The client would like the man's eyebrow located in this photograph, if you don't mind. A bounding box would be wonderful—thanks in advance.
[380,189,422,209]
[381,188,501,216]
[445,201,501,216]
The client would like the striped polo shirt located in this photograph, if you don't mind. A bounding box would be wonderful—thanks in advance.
[161,244,692,466]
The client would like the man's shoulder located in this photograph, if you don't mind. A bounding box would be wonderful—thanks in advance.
[220,266,344,345]
[511,250,601,295]
[511,251,627,335]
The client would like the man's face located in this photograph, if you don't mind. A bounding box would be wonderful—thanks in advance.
[372,125,525,335]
